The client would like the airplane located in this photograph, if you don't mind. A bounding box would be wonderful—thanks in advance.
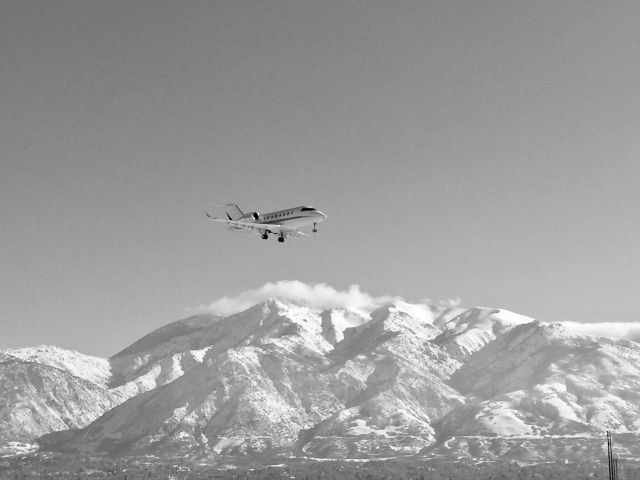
[206,203,327,243]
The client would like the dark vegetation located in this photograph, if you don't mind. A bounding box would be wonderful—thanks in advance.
[2,455,640,480]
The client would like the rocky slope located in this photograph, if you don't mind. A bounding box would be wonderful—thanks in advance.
[0,351,115,443]
[3,297,640,461]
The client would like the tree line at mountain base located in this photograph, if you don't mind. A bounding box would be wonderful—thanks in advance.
[3,455,640,480]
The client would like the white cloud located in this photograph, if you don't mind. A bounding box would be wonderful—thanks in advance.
[195,281,404,316]
[561,321,640,341]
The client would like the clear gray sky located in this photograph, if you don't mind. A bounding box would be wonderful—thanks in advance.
[2,1,639,357]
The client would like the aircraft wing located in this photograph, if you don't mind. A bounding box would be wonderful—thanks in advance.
[206,212,310,237]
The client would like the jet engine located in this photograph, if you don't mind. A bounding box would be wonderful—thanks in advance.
[240,212,260,221]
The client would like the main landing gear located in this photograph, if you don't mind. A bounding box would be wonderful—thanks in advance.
[261,233,269,240]
[278,235,285,243]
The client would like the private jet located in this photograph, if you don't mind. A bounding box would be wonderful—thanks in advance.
[206,203,327,243]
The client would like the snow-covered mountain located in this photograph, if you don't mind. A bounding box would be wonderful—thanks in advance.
[4,297,640,461]
[0,349,115,443]
[5,346,112,387]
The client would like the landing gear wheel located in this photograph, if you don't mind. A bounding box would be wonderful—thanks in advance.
[261,233,268,240]
[312,222,318,233]
[278,236,285,243]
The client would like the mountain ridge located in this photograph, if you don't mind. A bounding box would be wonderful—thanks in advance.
[3,296,640,461]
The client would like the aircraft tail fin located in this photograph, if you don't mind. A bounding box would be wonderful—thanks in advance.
[224,203,244,220]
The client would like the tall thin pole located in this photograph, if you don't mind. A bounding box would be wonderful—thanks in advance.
[607,431,620,480]
[607,431,613,480]
[607,431,610,480]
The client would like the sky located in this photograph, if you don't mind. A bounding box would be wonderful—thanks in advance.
[1,0,639,357]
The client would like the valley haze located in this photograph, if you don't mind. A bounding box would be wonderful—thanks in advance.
[2,281,640,466]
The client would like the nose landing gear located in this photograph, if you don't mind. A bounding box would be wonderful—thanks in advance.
[312,222,318,233]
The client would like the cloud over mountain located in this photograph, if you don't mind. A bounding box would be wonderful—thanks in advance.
[194,281,640,342]
[196,281,403,316]
[561,321,640,341]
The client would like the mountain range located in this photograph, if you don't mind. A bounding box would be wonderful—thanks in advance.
[2,297,640,461]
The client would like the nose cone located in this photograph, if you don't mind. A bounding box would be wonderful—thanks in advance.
[315,210,327,221]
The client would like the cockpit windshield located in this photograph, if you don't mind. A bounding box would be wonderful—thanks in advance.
[300,207,316,211]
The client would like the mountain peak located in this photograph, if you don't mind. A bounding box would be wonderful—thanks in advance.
[6,344,111,387]
[370,301,434,324]
[433,307,535,360]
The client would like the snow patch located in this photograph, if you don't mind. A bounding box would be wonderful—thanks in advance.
[213,437,244,454]
[478,408,533,436]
